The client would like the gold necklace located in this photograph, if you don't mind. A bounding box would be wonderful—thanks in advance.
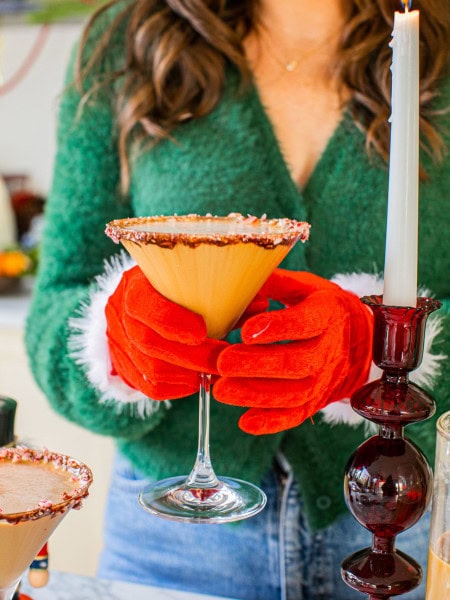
[258,28,338,73]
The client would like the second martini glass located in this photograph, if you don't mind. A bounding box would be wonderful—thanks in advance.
[106,213,309,523]
[0,446,92,600]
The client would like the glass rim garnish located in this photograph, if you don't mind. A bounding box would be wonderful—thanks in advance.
[105,213,311,248]
[0,446,93,524]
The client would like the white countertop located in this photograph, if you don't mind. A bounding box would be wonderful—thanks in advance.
[20,571,237,600]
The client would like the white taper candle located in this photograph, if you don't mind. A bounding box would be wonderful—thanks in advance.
[383,6,419,307]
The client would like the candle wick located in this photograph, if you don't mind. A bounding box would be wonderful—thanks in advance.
[401,0,412,13]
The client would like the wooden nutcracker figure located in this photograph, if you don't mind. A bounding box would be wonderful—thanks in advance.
[28,543,49,588]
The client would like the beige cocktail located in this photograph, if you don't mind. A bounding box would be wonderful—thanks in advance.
[0,447,93,599]
[106,213,309,523]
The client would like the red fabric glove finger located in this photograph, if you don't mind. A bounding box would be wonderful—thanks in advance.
[108,337,198,400]
[122,266,207,344]
[259,268,338,306]
[239,289,337,344]
[217,337,324,379]
[213,376,314,407]
[238,406,317,435]
[108,331,201,388]
[123,312,227,375]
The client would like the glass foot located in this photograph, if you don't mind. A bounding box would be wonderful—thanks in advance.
[139,475,267,523]
[341,546,422,596]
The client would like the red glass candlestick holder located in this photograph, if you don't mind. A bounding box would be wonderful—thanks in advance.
[342,295,442,599]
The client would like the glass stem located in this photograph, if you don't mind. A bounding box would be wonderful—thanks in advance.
[0,582,19,600]
[186,372,220,488]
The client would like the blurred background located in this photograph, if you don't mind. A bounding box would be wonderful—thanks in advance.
[0,1,114,579]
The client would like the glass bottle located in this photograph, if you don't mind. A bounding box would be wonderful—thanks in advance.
[426,411,450,599]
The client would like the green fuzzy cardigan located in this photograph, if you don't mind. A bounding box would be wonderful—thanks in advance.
[25,8,450,530]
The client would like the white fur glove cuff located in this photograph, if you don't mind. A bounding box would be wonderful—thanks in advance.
[68,253,167,418]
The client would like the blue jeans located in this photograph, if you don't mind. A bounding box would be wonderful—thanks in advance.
[98,452,430,600]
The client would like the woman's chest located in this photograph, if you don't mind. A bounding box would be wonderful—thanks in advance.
[129,100,449,296]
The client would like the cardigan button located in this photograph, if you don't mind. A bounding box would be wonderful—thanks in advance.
[316,495,331,510]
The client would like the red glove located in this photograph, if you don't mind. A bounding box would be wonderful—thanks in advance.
[105,266,228,400]
[214,269,373,435]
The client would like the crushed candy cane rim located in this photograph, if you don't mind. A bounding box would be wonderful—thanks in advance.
[105,213,311,249]
[0,446,93,524]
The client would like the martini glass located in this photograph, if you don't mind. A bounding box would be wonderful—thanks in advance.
[0,446,93,600]
[106,213,309,523]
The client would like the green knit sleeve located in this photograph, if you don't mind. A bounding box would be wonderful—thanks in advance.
[25,24,167,438]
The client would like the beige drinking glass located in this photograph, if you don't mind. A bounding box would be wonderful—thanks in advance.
[426,411,450,598]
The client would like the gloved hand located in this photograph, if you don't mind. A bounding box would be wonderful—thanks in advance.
[105,266,229,400]
[214,269,373,435]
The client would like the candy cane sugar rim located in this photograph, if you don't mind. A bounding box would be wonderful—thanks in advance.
[0,446,93,523]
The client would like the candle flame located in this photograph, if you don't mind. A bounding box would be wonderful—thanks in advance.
[400,0,412,11]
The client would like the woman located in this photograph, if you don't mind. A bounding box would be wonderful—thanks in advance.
[25,1,449,599]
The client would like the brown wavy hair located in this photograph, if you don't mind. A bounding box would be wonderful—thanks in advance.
[76,0,449,190]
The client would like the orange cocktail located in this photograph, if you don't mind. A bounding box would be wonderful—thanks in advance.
[106,213,310,339]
